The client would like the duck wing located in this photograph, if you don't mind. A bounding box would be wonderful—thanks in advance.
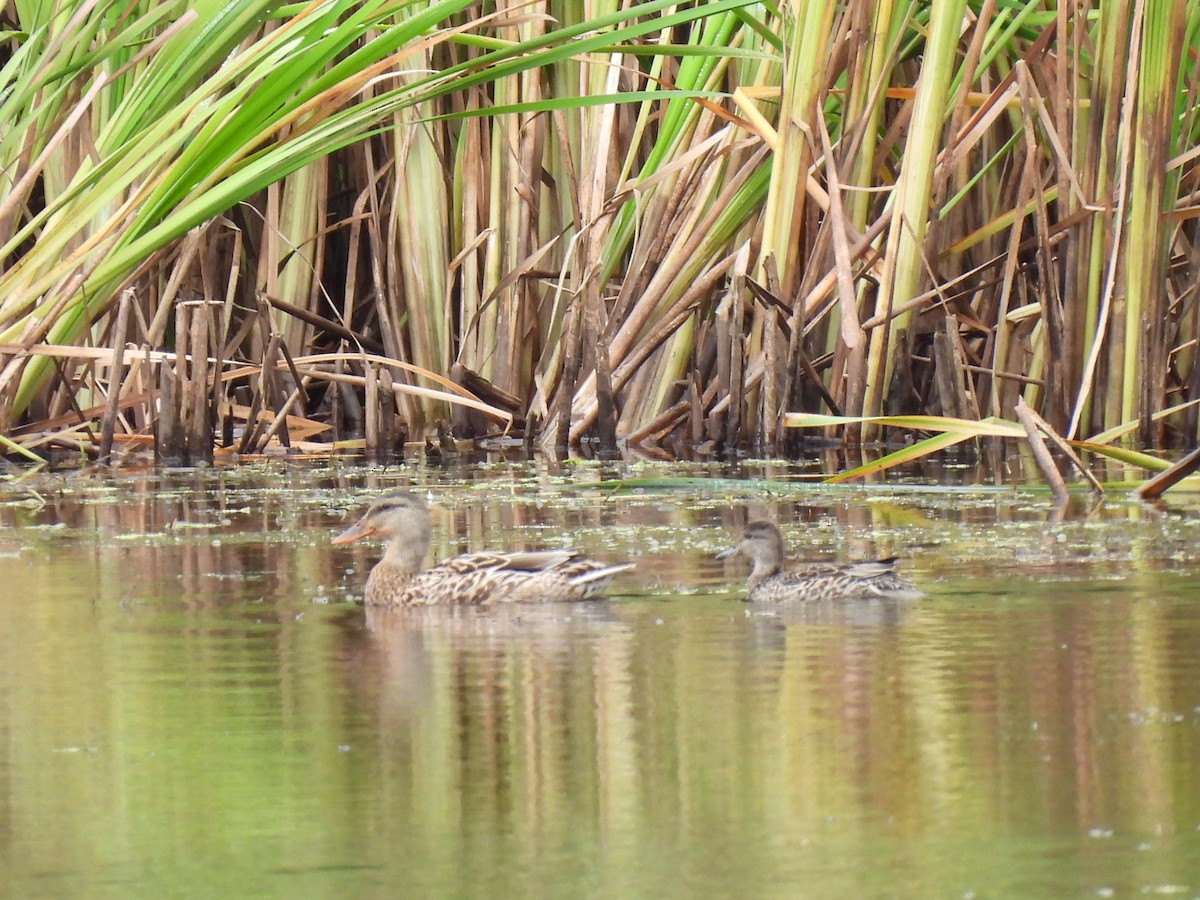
[748,557,919,602]
[841,557,902,578]
[433,550,573,576]
[790,557,900,577]
[403,551,632,605]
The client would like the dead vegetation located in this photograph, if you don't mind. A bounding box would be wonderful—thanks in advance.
[2,2,1199,469]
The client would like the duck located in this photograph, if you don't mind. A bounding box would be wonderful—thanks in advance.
[333,491,633,606]
[717,521,921,602]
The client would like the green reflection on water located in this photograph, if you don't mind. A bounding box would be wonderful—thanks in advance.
[1,462,1199,898]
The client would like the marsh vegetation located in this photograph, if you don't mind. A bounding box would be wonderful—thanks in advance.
[2,1,1199,470]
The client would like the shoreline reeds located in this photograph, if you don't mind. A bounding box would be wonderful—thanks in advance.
[2,2,1199,476]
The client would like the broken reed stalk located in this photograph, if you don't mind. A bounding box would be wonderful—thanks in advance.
[624,398,690,447]
[1015,397,1069,504]
[184,300,213,464]
[99,289,134,463]
[552,300,583,455]
[156,299,217,465]
[257,386,304,452]
[1133,445,1200,500]
[156,359,181,462]
[377,367,400,457]
[364,362,379,456]
[177,301,195,453]
[590,330,618,455]
[725,277,746,448]
[932,315,980,421]
[1017,399,1104,494]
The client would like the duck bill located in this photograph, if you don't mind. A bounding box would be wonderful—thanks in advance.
[332,520,375,545]
[715,546,739,560]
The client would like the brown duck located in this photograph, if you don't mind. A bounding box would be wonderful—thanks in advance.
[718,521,921,603]
[333,492,633,606]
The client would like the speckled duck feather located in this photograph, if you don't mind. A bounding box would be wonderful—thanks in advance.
[719,521,921,603]
[744,557,918,603]
[335,492,632,607]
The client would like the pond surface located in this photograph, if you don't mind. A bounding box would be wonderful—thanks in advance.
[2,459,1200,898]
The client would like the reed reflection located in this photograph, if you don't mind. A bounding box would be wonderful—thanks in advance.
[1,466,1198,897]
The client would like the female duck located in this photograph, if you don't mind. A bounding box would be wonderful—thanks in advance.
[718,521,921,603]
[333,491,632,606]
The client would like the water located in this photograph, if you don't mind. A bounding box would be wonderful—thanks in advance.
[2,460,1200,898]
